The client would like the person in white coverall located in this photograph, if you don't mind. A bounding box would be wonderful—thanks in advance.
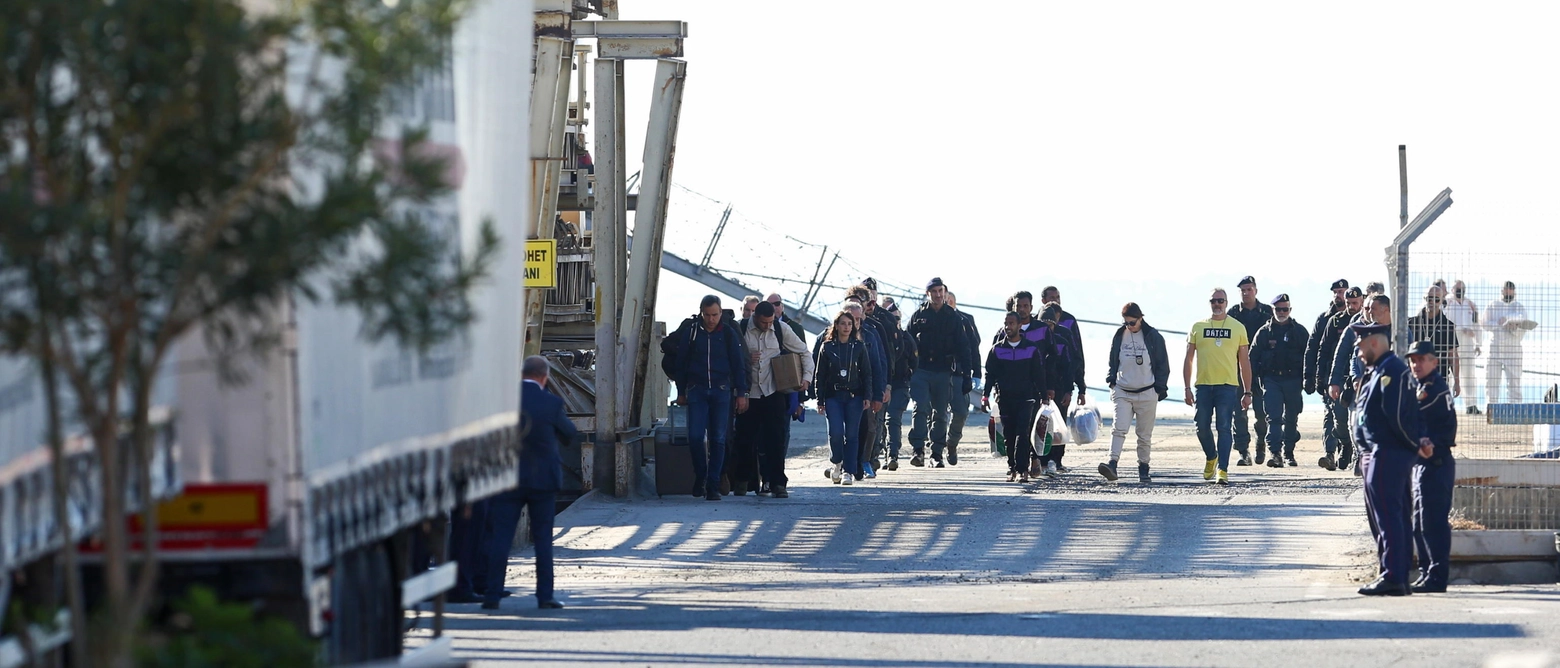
[1443,280,1482,414]
[1483,281,1531,405]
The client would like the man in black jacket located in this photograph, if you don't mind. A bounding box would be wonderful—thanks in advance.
[1253,294,1309,468]
[1305,280,1349,463]
[983,312,1049,481]
[1227,275,1274,465]
[1315,288,1363,470]
[1101,303,1169,483]
[906,277,971,467]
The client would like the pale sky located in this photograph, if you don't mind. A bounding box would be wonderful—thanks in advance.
[604,1,1557,384]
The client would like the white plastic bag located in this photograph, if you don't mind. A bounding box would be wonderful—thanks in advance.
[1069,402,1101,445]
[1038,401,1070,446]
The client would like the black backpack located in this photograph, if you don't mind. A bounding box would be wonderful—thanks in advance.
[659,309,745,384]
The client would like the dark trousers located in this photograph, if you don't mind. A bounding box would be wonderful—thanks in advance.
[1330,387,1356,463]
[687,386,733,494]
[1233,379,1266,455]
[909,369,952,459]
[1040,391,1075,466]
[749,392,791,486]
[1364,445,1416,584]
[998,398,1036,474]
[858,405,882,474]
[482,488,557,605]
[947,375,970,449]
[885,382,911,460]
[729,408,761,491]
[1321,394,1338,456]
[1261,376,1304,458]
[448,499,489,598]
[1413,452,1456,586]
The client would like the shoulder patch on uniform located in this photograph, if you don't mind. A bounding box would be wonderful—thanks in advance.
[1381,375,1391,388]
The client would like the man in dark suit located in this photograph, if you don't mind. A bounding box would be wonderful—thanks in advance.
[481,355,576,610]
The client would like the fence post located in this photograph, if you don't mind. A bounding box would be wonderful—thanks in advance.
[1387,187,1455,352]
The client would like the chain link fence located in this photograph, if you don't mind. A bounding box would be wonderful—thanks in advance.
[1404,249,1560,459]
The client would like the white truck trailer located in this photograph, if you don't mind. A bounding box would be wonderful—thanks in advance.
[0,4,532,664]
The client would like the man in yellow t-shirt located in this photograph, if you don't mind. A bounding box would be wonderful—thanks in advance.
[1182,288,1254,485]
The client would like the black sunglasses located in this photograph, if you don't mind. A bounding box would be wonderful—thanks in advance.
[1209,298,1226,304]
[1123,319,1140,327]
[1426,297,1443,303]
[1274,307,1291,313]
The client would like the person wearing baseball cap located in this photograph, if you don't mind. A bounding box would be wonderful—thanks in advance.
[1252,294,1309,468]
[1351,321,1425,596]
[1314,286,1364,471]
[1228,276,1274,466]
[1406,339,1457,593]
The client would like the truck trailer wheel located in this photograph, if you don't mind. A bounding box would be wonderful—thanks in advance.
[328,542,400,663]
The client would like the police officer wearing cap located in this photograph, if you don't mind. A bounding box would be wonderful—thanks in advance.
[1351,321,1427,596]
[1305,280,1350,465]
[1407,339,1457,593]
[1252,294,1308,467]
[1227,276,1274,466]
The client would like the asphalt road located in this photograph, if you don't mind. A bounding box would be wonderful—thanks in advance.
[411,413,1560,667]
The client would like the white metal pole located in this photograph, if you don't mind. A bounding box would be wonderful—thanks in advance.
[593,57,622,494]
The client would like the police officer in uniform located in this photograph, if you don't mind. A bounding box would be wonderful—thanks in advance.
[1407,340,1457,593]
[1351,322,1427,596]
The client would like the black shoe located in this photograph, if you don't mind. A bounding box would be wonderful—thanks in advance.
[446,593,482,604]
[1098,460,1119,481]
[1285,456,1297,467]
[476,589,513,599]
[1468,406,1483,415]
[481,599,501,610]
[538,599,565,609]
[910,455,925,467]
[1411,581,1447,594]
[771,484,789,498]
[886,459,899,471]
[947,447,959,466]
[1137,463,1151,484]
[1255,449,1266,465]
[692,483,706,498]
[1235,454,1253,466]
[1357,579,1411,596]
[1266,457,1283,468]
[933,460,945,468]
[759,483,770,495]
[705,491,721,501]
[732,483,747,497]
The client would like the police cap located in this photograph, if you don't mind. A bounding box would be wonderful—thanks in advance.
[1407,340,1437,358]
[1330,279,1349,291]
[926,276,946,291]
[1271,293,1290,305]
[1350,321,1390,339]
[1238,275,1256,288]
[1345,287,1365,298]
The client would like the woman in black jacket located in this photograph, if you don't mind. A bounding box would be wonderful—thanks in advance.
[1100,303,1170,483]
[816,310,875,486]
[983,312,1049,481]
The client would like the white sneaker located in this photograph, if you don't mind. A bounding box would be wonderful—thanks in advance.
[842,473,853,486]
[1045,461,1059,476]
[831,464,842,484]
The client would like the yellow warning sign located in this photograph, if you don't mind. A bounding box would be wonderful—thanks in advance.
[525,239,557,288]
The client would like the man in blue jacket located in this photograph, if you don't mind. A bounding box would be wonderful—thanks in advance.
[1352,323,1427,596]
[482,355,577,610]
[676,295,750,500]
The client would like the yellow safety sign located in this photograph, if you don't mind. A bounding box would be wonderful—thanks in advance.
[525,239,557,288]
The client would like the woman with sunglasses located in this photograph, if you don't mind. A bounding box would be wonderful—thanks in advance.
[1101,303,1170,483]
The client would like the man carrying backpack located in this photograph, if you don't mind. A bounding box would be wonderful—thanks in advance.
[671,295,749,500]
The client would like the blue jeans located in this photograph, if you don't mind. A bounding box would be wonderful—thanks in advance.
[885,382,911,460]
[1195,384,1240,470]
[908,369,952,459]
[687,385,733,494]
[482,488,557,604]
[1261,376,1304,458]
[825,394,864,474]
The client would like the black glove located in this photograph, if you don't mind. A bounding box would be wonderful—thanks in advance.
[1303,380,1316,395]
[961,374,973,395]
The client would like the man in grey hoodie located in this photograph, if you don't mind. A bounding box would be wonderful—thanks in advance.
[1100,303,1170,483]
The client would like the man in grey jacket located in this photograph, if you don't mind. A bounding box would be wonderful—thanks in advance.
[1100,303,1169,483]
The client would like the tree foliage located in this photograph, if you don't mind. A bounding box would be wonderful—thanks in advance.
[0,0,495,663]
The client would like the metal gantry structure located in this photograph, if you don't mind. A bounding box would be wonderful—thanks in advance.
[529,0,687,497]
